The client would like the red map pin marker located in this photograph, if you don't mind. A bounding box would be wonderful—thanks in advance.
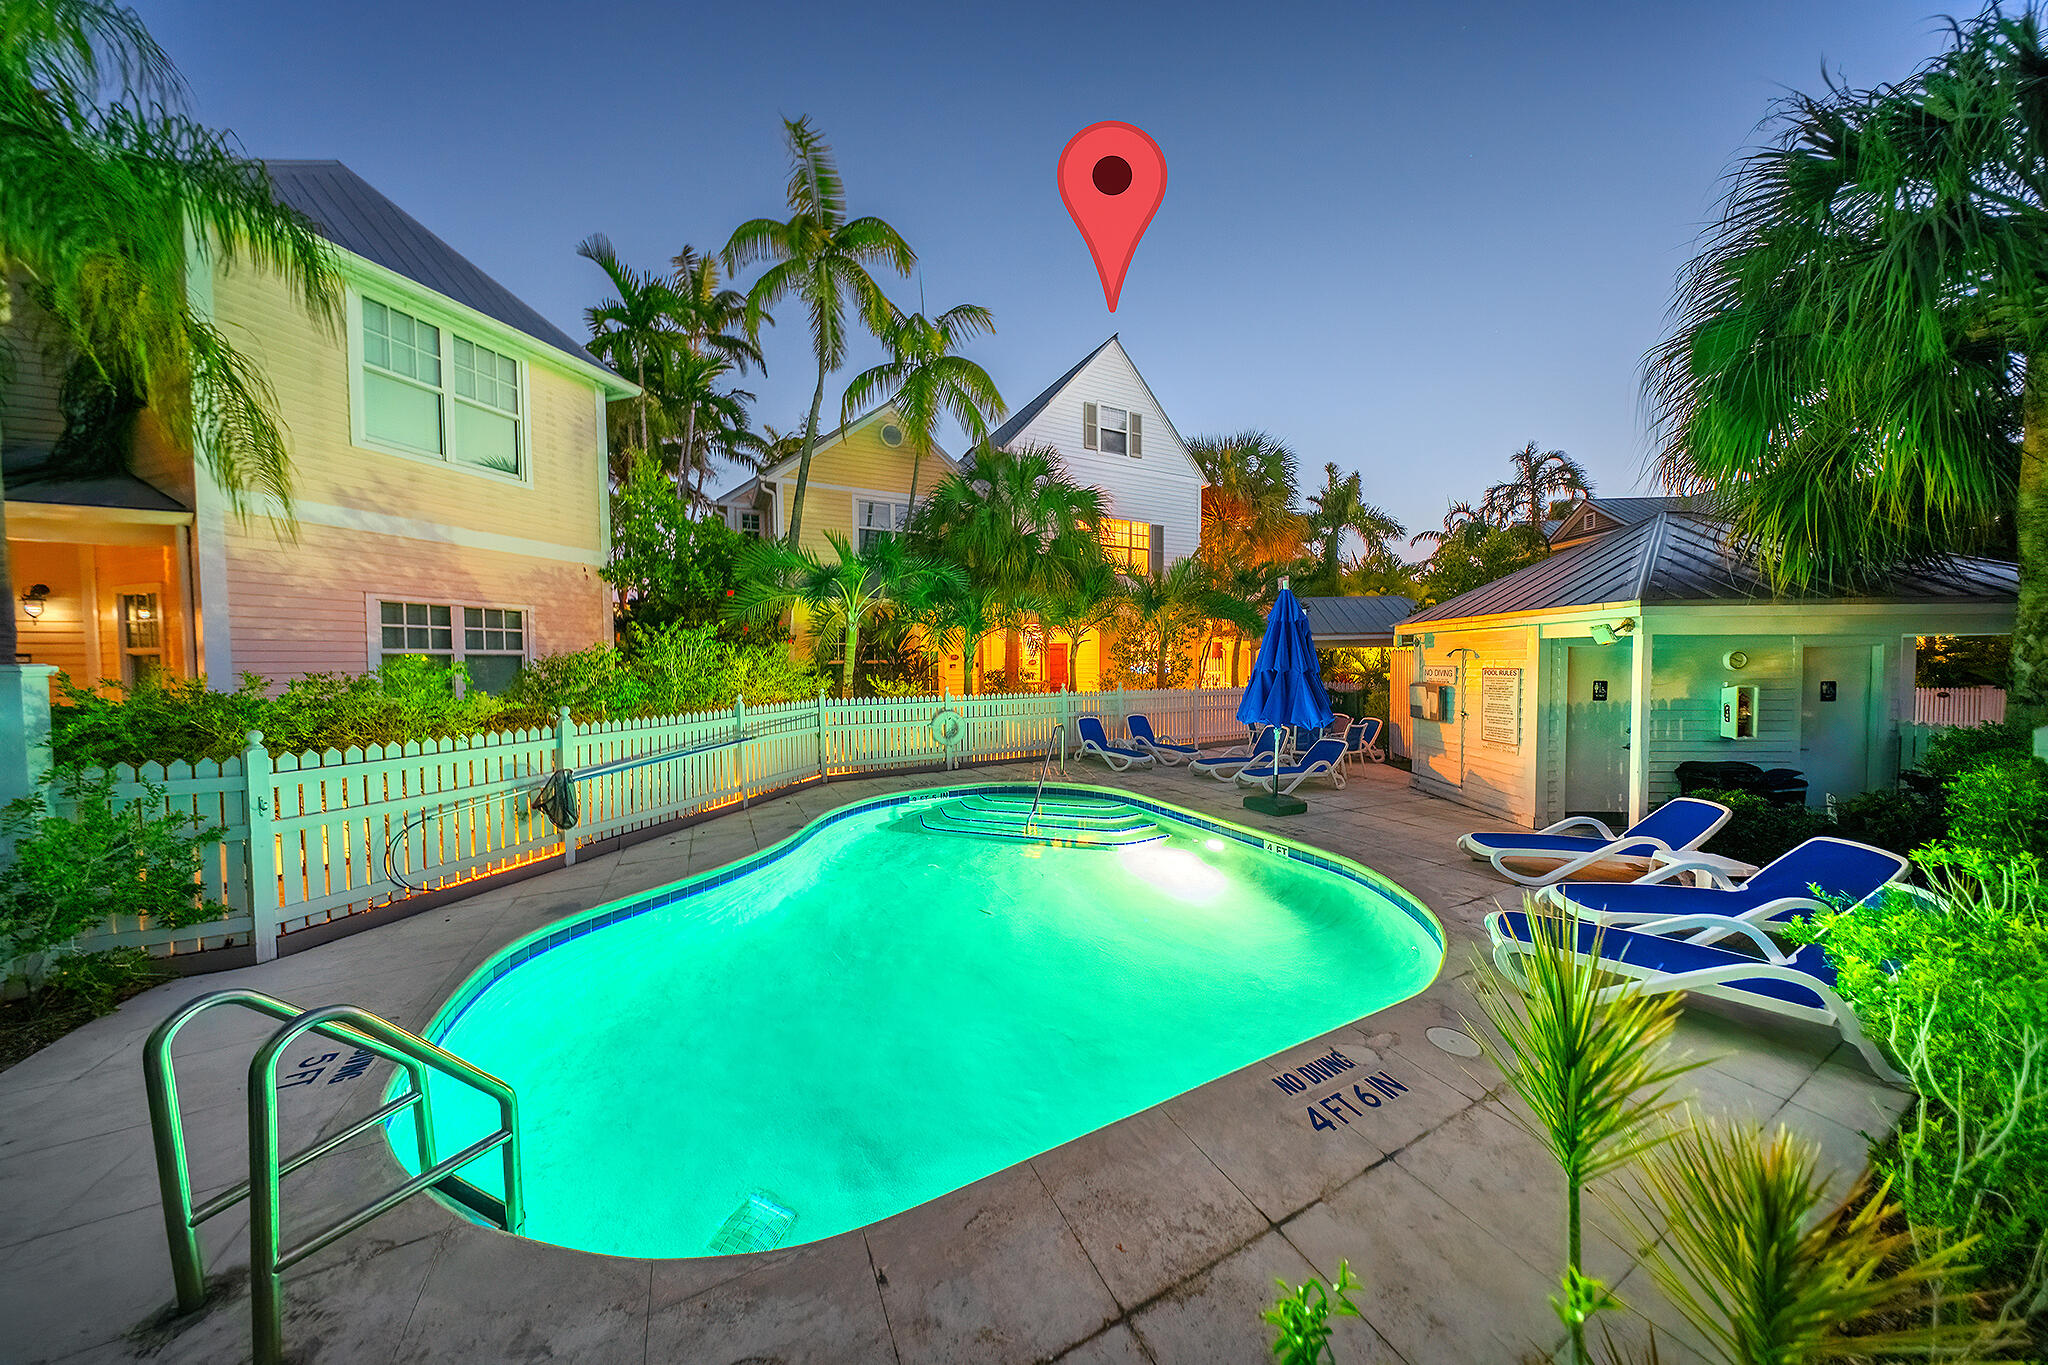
[1058,121,1167,312]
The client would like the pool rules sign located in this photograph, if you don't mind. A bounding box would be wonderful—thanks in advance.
[1481,668,1522,750]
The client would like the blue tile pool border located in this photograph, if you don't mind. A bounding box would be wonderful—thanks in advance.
[420,782,1446,1046]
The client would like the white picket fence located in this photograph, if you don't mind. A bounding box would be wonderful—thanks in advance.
[50,686,1247,966]
[1912,686,2006,726]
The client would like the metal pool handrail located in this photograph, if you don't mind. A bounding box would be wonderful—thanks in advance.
[144,989,522,1365]
[1031,723,1066,818]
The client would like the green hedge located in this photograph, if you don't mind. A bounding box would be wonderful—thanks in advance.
[1791,845,2048,1310]
[49,623,823,768]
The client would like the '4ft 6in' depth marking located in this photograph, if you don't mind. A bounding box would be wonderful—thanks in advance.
[1307,1073,1410,1131]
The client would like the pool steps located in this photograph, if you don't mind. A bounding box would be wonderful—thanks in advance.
[917,793,1167,847]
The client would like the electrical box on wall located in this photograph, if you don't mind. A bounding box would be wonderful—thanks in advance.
[1720,684,1758,739]
[1409,681,1455,722]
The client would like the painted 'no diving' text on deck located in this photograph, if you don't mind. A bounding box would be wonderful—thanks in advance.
[1270,1047,1410,1131]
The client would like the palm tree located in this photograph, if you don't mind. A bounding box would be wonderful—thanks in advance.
[915,578,1018,696]
[727,530,963,698]
[662,349,768,502]
[840,302,1005,510]
[1032,552,1126,690]
[1305,463,1405,588]
[913,442,1107,682]
[1409,499,1485,549]
[578,234,683,458]
[669,245,767,501]
[913,442,1106,597]
[1188,430,1308,567]
[1121,557,1260,690]
[724,116,913,547]
[1482,442,1590,530]
[1,0,341,666]
[1644,9,2043,718]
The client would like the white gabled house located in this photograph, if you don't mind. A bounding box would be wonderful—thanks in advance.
[985,335,1204,575]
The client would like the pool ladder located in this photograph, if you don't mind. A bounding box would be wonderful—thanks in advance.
[144,989,523,1365]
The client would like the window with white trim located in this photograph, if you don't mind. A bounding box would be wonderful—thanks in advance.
[1082,401,1142,457]
[857,499,908,551]
[737,509,762,538]
[359,295,525,477]
[376,599,528,694]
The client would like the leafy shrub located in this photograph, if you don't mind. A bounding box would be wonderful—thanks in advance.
[1264,1260,1362,1364]
[1831,786,1948,856]
[1909,720,2033,789]
[49,631,826,768]
[38,947,169,1014]
[499,644,650,723]
[1696,790,1832,866]
[0,768,227,966]
[1944,752,2048,860]
[50,672,272,767]
[1696,786,1948,866]
[1790,843,2048,1312]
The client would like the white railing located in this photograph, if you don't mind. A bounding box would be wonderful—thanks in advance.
[1912,686,2006,726]
[43,686,1246,966]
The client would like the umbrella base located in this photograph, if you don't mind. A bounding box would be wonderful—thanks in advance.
[1242,791,1308,817]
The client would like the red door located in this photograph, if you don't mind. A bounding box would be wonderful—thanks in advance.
[1046,642,1070,691]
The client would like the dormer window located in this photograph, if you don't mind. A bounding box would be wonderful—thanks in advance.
[1082,401,1143,458]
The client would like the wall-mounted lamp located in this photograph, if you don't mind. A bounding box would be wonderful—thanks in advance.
[19,584,50,621]
[1588,617,1638,647]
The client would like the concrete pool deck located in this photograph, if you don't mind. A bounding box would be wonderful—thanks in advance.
[0,761,1911,1364]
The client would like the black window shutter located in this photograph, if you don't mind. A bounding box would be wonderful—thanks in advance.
[1149,525,1166,578]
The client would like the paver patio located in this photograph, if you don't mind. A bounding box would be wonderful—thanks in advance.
[0,761,1910,1364]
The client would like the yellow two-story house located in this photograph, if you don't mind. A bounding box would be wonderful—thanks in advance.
[3,160,635,693]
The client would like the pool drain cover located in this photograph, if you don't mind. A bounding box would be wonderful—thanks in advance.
[706,1190,798,1255]
[1426,1027,1482,1058]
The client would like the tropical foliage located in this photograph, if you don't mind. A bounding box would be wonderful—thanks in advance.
[0,766,226,964]
[841,302,1004,508]
[1481,442,1590,529]
[600,451,750,634]
[723,116,913,545]
[1643,6,2044,717]
[1465,907,1700,1363]
[728,530,964,697]
[0,0,341,664]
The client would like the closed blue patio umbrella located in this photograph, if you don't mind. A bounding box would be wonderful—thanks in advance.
[1236,577,1333,816]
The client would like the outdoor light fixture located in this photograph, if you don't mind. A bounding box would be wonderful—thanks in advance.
[19,584,49,620]
[1588,618,1638,646]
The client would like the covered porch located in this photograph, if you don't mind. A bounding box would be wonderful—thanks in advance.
[7,474,200,690]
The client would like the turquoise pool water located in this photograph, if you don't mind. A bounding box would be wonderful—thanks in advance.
[393,784,1442,1259]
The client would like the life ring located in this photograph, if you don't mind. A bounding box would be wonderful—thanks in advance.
[931,708,967,746]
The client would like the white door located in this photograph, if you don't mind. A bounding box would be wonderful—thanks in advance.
[1564,644,1631,817]
[1801,645,1872,807]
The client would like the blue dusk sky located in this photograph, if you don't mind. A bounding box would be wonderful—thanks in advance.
[155,1,1949,548]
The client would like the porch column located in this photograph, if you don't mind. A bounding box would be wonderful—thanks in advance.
[1627,623,1654,824]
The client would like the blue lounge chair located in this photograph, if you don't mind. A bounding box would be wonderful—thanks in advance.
[1126,714,1200,765]
[1485,907,1906,1084]
[1538,836,1909,943]
[1189,725,1284,781]
[1344,717,1385,766]
[1458,797,1733,887]
[1075,715,1154,772]
[1235,737,1350,795]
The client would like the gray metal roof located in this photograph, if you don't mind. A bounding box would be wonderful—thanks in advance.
[1299,595,1416,644]
[264,161,607,373]
[1405,512,2018,625]
[986,335,1117,449]
[1550,494,1714,543]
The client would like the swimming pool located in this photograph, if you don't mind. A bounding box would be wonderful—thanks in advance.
[392,784,1443,1259]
